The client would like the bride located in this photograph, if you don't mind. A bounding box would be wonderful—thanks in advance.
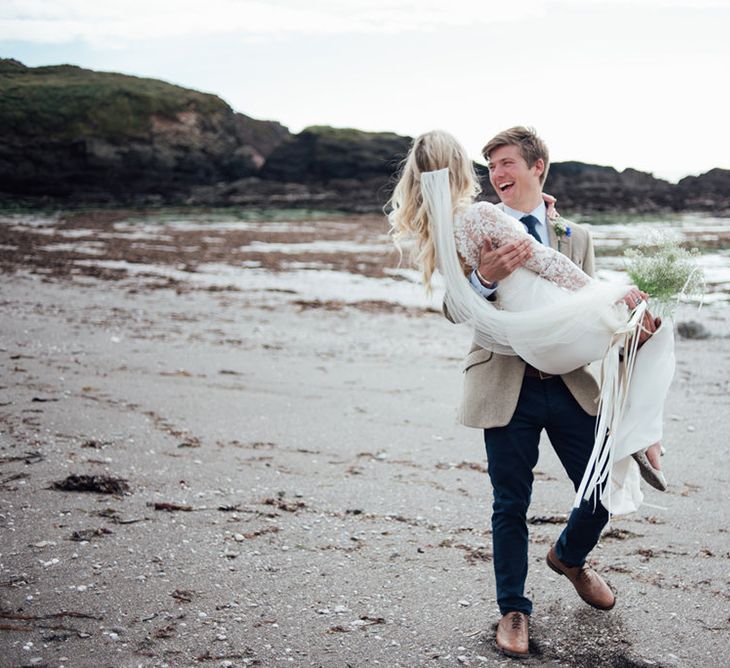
[388,130,675,515]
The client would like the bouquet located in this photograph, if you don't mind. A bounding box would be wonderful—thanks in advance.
[623,231,704,317]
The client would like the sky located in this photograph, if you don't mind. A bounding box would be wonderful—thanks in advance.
[2,0,729,182]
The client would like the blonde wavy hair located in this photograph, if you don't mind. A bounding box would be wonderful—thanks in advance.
[388,130,480,290]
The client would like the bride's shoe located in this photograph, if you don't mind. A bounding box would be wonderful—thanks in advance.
[632,450,668,491]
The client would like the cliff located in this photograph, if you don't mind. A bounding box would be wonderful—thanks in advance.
[1,59,728,214]
[541,162,678,213]
[676,168,730,211]
[0,59,290,200]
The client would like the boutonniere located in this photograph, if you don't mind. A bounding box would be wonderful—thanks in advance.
[553,218,571,238]
[552,219,571,251]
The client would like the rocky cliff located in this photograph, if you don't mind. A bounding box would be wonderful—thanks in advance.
[0,59,289,200]
[260,126,411,182]
[676,168,730,212]
[2,59,728,213]
[541,162,678,213]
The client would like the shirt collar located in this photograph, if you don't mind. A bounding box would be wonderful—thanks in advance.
[503,201,547,225]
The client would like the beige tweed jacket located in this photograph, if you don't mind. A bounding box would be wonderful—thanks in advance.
[450,207,600,429]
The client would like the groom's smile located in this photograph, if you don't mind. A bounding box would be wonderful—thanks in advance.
[488,144,544,212]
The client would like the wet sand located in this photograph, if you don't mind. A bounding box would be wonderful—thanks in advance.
[1,210,729,667]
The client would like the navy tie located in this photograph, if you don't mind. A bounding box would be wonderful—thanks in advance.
[520,214,542,244]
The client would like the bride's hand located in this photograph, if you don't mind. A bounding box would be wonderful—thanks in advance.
[620,287,648,310]
[542,192,559,220]
[620,288,659,348]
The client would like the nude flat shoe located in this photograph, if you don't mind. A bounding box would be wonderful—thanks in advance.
[632,450,668,491]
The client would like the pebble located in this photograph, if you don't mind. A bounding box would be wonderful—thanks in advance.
[458,600,471,607]
[233,533,245,542]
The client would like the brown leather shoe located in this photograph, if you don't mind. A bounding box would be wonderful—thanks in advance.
[495,611,529,658]
[546,546,616,610]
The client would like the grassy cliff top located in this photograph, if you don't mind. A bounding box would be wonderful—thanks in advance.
[301,125,411,142]
[0,59,231,141]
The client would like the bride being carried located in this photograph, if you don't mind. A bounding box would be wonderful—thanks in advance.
[389,130,675,516]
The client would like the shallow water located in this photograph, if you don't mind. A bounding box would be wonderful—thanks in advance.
[1,209,728,315]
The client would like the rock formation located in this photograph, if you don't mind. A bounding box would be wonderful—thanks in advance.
[0,59,289,201]
[542,162,677,214]
[2,59,729,213]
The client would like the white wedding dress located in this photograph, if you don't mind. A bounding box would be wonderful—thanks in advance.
[421,169,675,515]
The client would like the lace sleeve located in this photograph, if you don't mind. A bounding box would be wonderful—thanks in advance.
[455,202,592,291]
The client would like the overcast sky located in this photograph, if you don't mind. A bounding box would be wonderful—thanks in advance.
[2,0,729,181]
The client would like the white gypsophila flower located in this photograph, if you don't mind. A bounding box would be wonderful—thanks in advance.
[635,227,682,248]
[624,231,704,317]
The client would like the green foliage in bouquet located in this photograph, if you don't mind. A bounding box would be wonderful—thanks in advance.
[624,233,704,315]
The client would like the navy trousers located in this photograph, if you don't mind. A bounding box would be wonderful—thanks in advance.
[483,375,608,616]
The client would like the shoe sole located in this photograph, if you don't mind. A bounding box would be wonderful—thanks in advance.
[495,640,529,659]
[546,553,616,611]
[631,451,668,491]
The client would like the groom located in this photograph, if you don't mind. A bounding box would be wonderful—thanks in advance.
[453,127,653,657]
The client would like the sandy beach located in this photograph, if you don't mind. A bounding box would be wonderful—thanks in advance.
[1,209,729,668]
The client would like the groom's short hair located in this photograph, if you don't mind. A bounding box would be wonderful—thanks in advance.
[482,126,550,185]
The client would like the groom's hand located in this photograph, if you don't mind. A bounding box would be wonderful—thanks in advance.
[476,238,532,285]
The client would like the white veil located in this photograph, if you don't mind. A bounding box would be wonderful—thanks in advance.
[420,168,518,356]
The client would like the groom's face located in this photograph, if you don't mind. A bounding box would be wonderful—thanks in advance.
[487,144,544,212]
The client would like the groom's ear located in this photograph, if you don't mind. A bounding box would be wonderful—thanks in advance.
[533,158,545,181]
